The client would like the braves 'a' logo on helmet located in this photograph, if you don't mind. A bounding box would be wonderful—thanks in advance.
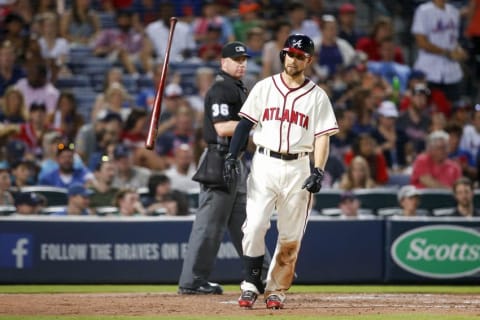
[292,39,303,49]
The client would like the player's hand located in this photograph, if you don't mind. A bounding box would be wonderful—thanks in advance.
[223,153,240,185]
[302,168,324,193]
[450,46,468,62]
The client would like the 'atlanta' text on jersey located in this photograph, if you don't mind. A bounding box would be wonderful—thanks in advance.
[262,107,309,129]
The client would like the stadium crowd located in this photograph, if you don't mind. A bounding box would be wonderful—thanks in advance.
[0,0,479,218]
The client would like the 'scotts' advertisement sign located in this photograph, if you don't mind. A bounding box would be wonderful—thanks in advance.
[391,225,480,279]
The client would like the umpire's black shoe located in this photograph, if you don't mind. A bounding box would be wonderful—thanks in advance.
[178,282,223,295]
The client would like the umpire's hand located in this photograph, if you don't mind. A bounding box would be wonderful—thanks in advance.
[223,153,240,184]
[302,168,325,193]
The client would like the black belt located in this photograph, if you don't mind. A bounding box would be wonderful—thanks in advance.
[207,144,229,153]
[257,147,307,161]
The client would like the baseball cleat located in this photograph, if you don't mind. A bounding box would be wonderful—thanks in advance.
[265,294,284,309]
[178,282,223,295]
[238,290,258,308]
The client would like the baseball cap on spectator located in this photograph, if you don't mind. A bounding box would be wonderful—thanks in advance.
[68,183,93,197]
[88,153,110,172]
[6,140,26,160]
[30,102,47,112]
[238,1,260,15]
[339,3,356,14]
[15,192,43,206]
[11,158,35,170]
[207,22,222,32]
[377,100,399,118]
[413,83,430,96]
[340,191,357,203]
[0,161,9,171]
[452,97,471,111]
[408,69,426,82]
[398,185,420,201]
[4,12,24,25]
[95,110,123,123]
[113,144,130,159]
[165,83,183,98]
[221,41,251,58]
[44,131,63,145]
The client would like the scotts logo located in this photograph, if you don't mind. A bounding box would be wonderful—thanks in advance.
[391,225,480,278]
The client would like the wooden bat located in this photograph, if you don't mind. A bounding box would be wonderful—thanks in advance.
[145,16,178,150]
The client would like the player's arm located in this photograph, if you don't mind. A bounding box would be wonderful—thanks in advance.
[223,118,254,183]
[302,134,330,193]
[214,121,239,137]
[414,34,448,56]
[414,34,466,60]
[313,134,330,170]
[227,118,254,158]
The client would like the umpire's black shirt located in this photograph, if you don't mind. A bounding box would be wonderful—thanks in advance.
[203,70,248,145]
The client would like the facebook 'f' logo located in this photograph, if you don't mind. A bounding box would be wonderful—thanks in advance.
[0,234,33,269]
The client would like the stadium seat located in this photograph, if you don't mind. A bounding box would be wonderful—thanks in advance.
[386,173,410,187]
[354,188,399,214]
[474,190,480,208]
[313,189,343,213]
[55,75,91,89]
[122,74,139,95]
[20,186,68,207]
[376,207,402,217]
[95,206,119,216]
[0,205,16,216]
[137,75,154,89]
[98,12,116,29]
[68,46,94,60]
[187,189,200,213]
[82,58,113,77]
[431,207,456,217]
[41,205,66,215]
[417,189,456,212]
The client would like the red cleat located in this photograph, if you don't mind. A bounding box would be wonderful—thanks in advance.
[238,290,258,308]
[265,294,284,309]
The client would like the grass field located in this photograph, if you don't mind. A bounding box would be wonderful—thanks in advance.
[1,284,480,294]
[0,285,479,320]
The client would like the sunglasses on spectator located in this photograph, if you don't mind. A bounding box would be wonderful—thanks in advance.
[57,142,75,154]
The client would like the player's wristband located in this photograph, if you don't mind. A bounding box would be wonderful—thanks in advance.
[313,168,325,177]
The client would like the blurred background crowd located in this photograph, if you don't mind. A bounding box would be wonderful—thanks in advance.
[0,0,479,218]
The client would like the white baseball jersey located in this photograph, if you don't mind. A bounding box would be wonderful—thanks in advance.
[411,1,463,83]
[239,74,338,154]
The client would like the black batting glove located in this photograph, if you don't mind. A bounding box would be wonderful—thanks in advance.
[223,153,240,184]
[302,168,324,193]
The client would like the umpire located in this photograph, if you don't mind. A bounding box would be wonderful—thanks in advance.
[178,41,270,294]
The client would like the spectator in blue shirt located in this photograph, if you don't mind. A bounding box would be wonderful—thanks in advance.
[39,142,94,188]
[51,183,92,216]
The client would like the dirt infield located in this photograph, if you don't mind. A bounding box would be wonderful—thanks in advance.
[0,292,479,317]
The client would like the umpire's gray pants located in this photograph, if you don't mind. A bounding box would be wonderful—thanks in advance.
[178,163,271,289]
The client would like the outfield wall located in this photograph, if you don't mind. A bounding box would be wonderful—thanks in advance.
[0,216,479,284]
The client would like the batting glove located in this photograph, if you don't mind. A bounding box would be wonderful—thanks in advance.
[302,168,324,193]
[223,153,240,184]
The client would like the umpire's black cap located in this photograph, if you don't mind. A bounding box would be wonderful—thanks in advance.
[221,41,251,59]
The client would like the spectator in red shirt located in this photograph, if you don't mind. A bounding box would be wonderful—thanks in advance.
[356,16,404,64]
[344,132,389,185]
[411,130,462,188]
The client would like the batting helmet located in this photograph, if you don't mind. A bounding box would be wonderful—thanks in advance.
[280,34,315,63]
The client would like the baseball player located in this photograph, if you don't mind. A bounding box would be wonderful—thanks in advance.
[224,34,339,309]
[178,41,271,295]
[411,0,467,104]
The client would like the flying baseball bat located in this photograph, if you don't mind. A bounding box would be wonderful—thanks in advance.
[145,16,178,150]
